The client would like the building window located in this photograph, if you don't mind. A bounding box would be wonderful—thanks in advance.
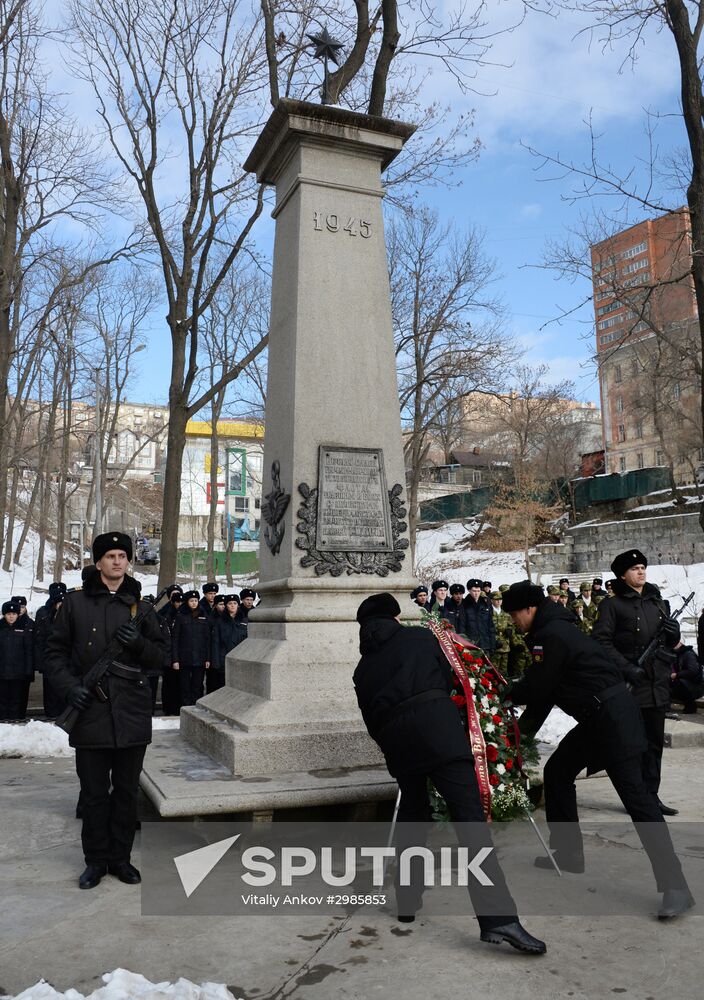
[598,316,620,331]
[619,456,626,472]
[614,364,622,383]
[621,257,649,275]
[233,496,249,512]
[655,450,665,466]
[616,425,626,442]
[636,452,644,469]
[616,395,624,412]
[635,420,643,439]
[620,241,647,260]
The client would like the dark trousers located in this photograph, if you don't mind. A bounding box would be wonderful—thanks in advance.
[0,679,29,720]
[147,674,160,714]
[395,757,518,930]
[42,674,65,718]
[75,745,147,866]
[178,664,205,707]
[640,706,666,795]
[161,667,181,715]
[543,721,687,891]
[670,679,698,712]
[206,668,225,694]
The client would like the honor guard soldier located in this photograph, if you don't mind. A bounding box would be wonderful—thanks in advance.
[45,532,167,890]
[502,581,694,920]
[34,582,68,718]
[592,549,681,815]
[410,585,430,611]
[0,599,34,721]
[462,579,496,655]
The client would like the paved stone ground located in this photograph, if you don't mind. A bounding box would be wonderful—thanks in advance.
[1,746,703,1000]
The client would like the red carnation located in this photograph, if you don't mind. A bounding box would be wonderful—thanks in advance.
[505,759,514,769]
[492,714,502,725]
[480,677,491,688]
[451,694,466,707]
[486,744,499,762]
[489,774,500,786]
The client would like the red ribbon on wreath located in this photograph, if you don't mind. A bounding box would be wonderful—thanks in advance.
[426,619,493,820]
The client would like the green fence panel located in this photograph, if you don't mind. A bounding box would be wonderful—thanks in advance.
[419,488,492,523]
[177,549,259,578]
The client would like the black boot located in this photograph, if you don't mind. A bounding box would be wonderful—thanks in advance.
[480,921,547,954]
[108,861,141,884]
[79,864,107,890]
[534,854,584,873]
[657,799,679,816]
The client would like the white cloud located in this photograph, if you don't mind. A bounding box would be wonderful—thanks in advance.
[520,202,542,219]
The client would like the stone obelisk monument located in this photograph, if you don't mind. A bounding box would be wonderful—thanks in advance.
[179,99,417,788]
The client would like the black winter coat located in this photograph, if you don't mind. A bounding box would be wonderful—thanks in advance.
[172,606,212,665]
[509,599,646,759]
[212,613,247,670]
[461,595,496,652]
[443,599,466,633]
[34,601,60,673]
[353,618,471,777]
[0,618,34,680]
[671,645,704,702]
[592,579,672,708]
[44,569,166,748]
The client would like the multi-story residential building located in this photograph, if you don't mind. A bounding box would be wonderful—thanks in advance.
[178,420,265,551]
[592,209,702,482]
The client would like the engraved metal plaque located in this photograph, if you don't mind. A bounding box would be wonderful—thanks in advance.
[316,446,393,552]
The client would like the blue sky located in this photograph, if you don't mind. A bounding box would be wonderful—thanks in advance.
[52,2,684,410]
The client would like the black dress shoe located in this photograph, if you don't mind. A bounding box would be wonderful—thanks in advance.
[658,889,695,919]
[397,914,415,923]
[480,920,547,954]
[657,799,679,816]
[108,861,141,884]
[534,854,584,873]
[79,864,107,890]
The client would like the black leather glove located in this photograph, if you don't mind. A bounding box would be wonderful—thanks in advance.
[67,684,92,711]
[624,664,647,688]
[660,617,681,648]
[116,620,144,651]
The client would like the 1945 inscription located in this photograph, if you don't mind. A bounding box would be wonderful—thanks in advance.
[313,212,372,238]
[316,447,392,552]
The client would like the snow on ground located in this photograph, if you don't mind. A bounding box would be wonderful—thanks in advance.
[414,521,527,587]
[535,707,577,747]
[9,968,241,1000]
[0,719,179,759]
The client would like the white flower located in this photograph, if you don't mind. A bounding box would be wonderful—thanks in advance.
[484,723,496,733]
[496,763,506,774]
[480,696,490,709]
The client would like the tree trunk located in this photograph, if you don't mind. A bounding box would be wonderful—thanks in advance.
[54,383,72,582]
[2,463,19,572]
[13,465,42,564]
[158,400,189,589]
[205,389,225,580]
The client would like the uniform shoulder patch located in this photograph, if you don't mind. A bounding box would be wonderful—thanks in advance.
[532,644,544,663]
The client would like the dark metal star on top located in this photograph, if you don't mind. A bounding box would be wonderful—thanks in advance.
[306,25,344,104]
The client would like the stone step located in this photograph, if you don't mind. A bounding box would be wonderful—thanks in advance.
[664,715,704,748]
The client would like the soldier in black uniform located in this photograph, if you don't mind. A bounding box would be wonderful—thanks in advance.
[353,592,546,954]
[34,582,68,718]
[45,531,166,890]
[199,582,219,617]
[410,585,430,611]
[172,590,211,705]
[502,581,693,919]
[0,599,34,720]
[592,549,681,815]
[158,586,183,715]
[462,579,496,655]
[445,583,466,632]
[237,588,257,638]
[428,579,449,614]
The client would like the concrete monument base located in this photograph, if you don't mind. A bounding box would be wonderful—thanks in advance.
[140,729,397,818]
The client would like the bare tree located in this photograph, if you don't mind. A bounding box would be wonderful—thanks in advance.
[69,0,271,587]
[389,206,511,555]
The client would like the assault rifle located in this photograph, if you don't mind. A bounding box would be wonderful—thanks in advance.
[636,591,695,670]
[55,585,171,734]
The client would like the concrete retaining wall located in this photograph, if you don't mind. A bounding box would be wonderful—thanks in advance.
[566,511,704,572]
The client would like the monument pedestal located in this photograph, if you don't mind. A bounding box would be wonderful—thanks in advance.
[143,101,417,813]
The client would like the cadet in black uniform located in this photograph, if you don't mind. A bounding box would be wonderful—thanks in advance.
[502,581,693,920]
[353,592,546,954]
[445,583,466,632]
[199,582,219,618]
[34,582,68,718]
[0,599,34,720]
[410,585,430,611]
[172,590,211,705]
[592,549,681,814]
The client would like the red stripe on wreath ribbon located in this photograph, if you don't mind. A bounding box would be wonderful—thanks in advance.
[426,619,493,821]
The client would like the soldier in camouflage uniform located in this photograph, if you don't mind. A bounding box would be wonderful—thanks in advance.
[499,584,510,595]
[571,599,591,634]
[577,582,599,627]
[489,592,512,675]
[547,585,560,602]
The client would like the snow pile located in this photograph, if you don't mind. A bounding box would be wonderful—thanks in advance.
[8,968,242,1000]
[535,707,577,746]
[414,523,527,587]
[0,720,73,758]
[0,718,180,758]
